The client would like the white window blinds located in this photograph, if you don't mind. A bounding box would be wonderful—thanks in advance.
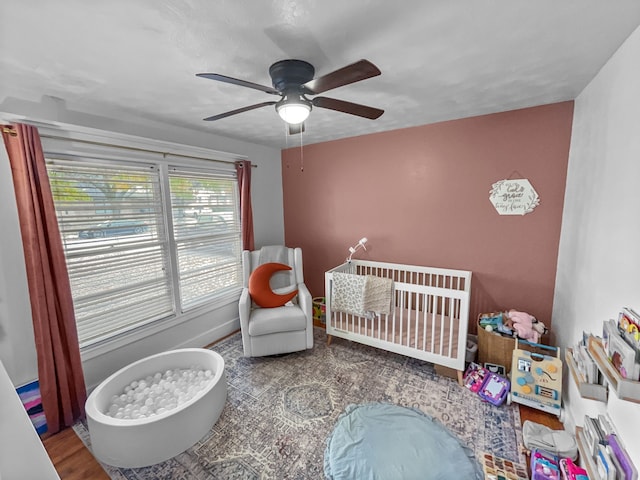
[46,154,243,349]
[47,159,174,347]
[168,167,242,310]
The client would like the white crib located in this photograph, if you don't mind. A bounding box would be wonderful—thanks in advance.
[325,260,472,378]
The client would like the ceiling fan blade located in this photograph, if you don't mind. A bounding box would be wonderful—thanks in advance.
[312,97,384,119]
[203,101,277,121]
[196,73,280,95]
[288,123,305,135]
[302,59,381,95]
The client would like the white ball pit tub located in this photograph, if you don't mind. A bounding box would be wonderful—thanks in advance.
[85,348,227,468]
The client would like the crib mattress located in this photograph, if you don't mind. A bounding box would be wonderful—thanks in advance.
[329,307,461,359]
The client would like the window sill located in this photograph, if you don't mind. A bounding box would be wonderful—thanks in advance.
[79,288,241,361]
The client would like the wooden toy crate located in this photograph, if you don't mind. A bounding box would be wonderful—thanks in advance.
[477,314,551,374]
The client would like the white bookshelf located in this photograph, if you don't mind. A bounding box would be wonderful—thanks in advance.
[588,335,640,403]
[565,347,608,402]
[575,426,599,479]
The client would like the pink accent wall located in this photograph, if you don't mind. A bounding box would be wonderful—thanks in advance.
[282,102,573,331]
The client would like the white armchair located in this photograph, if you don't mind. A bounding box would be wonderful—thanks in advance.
[238,246,314,357]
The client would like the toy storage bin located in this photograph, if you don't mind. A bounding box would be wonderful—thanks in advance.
[477,316,551,374]
[313,297,326,325]
[466,334,478,363]
[477,318,518,373]
[530,449,560,480]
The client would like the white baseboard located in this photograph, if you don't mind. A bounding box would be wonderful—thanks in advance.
[174,318,240,350]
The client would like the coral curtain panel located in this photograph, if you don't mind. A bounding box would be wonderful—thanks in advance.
[2,123,86,434]
[235,160,255,251]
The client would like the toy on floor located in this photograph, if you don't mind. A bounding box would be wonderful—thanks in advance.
[481,451,529,480]
[530,449,560,480]
[463,362,510,406]
[559,458,588,480]
[478,372,511,406]
[521,421,578,461]
[463,362,489,393]
[509,340,563,416]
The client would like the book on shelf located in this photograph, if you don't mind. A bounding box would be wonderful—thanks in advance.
[572,344,587,382]
[608,444,625,480]
[607,433,638,480]
[581,344,600,384]
[583,416,638,480]
[598,414,615,437]
[604,319,640,381]
[573,333,602,384]
[604,319,615,354]
[584,415,608,458]
[597,444,618,480]
[619,307,640,360]
[618,307,640,343]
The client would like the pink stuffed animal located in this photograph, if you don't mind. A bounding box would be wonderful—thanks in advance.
[505,310,548,343]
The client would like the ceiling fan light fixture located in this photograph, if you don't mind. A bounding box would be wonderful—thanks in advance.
[276,96,311,124]
[198,59,383,129]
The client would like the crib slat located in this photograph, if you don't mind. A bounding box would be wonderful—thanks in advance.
[385,308,389,342]
[392,291,397,341]
[422,295,428,351]
[399,291,404,345]
[437,296,444,355]
[430,302,436,354]
[448,296,454,358]
[416,291,421,350]
[407,290,413,347]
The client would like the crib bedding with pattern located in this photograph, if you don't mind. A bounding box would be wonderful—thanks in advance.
[325,260,472,374]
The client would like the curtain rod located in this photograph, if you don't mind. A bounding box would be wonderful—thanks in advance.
[39,133,256,168]
[2,126,255,168]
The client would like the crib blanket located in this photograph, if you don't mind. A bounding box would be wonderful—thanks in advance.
[363,275,393,316]
[332,273,393,317]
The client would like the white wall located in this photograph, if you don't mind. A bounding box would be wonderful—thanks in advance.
[0,146,39,385]
[0,99,284,388]
[553,25,640,465]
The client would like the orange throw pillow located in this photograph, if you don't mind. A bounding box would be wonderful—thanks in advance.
[248,262,298,308]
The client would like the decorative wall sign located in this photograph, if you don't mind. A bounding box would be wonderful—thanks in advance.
[489,179,540,216]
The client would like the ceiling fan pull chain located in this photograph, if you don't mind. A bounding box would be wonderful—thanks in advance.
[284,123,290,169]
[300,129,304,172]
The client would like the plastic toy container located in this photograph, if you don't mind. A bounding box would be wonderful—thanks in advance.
[478,372,510,406]
[530,449,560,480]
[313,297,326,324]
[463,363,510,406]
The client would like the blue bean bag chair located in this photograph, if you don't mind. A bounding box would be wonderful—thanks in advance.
[324,403,483,480]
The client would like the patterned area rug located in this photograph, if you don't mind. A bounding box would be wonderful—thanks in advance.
[74,328,524,479]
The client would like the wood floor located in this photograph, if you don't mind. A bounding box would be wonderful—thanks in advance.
[42,428,110,480]
[42,403,563,479]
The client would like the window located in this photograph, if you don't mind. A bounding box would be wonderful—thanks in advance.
[168,168,242,310]
[46,153,242,349]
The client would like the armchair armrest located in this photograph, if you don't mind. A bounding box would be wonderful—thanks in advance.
[297,283,314,349]
[297,283,313,323]
[238,288,252,332]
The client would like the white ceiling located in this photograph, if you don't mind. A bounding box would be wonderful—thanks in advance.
[2,1,640,150]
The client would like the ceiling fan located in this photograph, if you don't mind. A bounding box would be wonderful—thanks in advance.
[196,59,384,134]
